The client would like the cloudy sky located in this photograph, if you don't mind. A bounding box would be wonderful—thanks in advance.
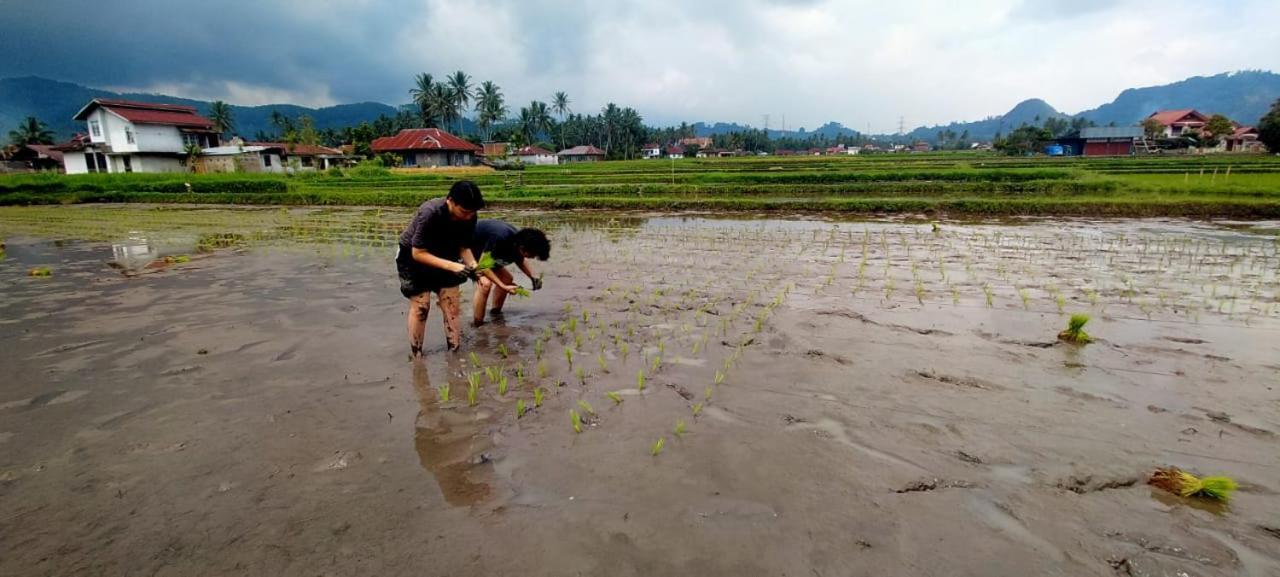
[3,0,1277,131]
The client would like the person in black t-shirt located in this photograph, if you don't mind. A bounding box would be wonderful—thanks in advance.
[396,181,506,356]
[469,220,551,326]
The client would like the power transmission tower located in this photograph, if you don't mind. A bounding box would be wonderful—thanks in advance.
[898,116,905,136]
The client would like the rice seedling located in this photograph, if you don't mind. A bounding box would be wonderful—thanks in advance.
[534,387,545,407]
[691,402,703,417]
[564,347,574,367]
[497,343,509,359]
[467,379,480,407]
[674,419,687,436]
[1149,467,1238,502]
[596,352,608,373]
[27,267,52,277]
[570,409,583,433]
[714,370,726,386]
[577,399,595,416]
[469,352,482,368]
[437,383,450,403]
[607,391,624,405]
[516,399,527,418]
[650,355,661,373]
[475,251,497,271]
[636,369,646,391]
[704,386,713,400]
[534,339,544,359]
[620,341,630,359]
[512,287,532,298]
[1058,313,1093,344]
[497,375,509,396]
[651,437,665,456]
[537,360,548,378]
[573,366,585,385]
[1018,287,1031,310]
[982,284,994,308]
[574,333,583,350]
[485,365,500,384]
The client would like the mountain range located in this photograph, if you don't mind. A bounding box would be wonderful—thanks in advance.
[3,71,1278,143]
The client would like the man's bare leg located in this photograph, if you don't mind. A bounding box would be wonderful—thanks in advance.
[438,286,462,351]
[490,267,515,314]
[406,292,432,358]
[472,276,493,327]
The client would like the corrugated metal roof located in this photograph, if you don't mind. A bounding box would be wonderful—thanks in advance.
[202,146,272,156]
[1081,126,1143,139]
[560,145,606,156]
[370,129,480,152]
[73,99,214,130]
[515,146,555,156]
[248,142,343,156]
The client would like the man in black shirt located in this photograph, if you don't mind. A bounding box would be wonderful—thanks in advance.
[397,180,497,356]
[469,220,551,326]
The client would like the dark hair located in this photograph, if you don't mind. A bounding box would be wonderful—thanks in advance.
[513,228,551,260]
[447,180,484,210]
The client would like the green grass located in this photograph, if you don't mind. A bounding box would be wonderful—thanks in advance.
[5,153,1280,216]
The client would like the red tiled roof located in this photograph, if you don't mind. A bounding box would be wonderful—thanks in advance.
[248,142,343,156]
[515,145,554,156]
[370,128,480,153]
[1231,126,1257,138]
[559,145,606,156]
[1147,109,1207,126]
[664,145,684,155]
[74,98,214,130]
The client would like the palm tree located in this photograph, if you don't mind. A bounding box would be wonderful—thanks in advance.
[528,101,552,144]
[208,101,234,138]
[410,73,438,127]
[601,103,621,156]
[447,70,472,134]
[552,91,571,150]
[431,84,459,133]
[8,116,55,146]
[474,81,505,141]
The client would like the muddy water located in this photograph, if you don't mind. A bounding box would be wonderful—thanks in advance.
[1,208,1279,576]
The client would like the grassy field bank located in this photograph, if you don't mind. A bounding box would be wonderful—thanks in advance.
[3,152,1280,216]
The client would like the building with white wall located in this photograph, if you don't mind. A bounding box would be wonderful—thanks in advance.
[514,145,558,166]
[65,99,219,174]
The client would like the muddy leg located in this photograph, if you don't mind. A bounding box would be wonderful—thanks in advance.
[406,292,432,358]
[438,286,462,352]
[472,276,493,327]
[490,267,515,314]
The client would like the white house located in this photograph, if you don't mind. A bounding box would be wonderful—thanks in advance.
[200,145,285,174]
[641,143,662,159]
[514,145,558,166]
[64,99,220,174]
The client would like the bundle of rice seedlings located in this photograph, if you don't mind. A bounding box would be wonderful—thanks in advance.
[1149,467,1238,502]
[512,287,532,298]
[475,251,497,271]
[27,267,52,277]
[651,437,665,456]
[1058,313,1093,344]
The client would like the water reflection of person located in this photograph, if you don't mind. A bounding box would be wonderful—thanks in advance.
[411,356,493,506]
[469,220,551,327]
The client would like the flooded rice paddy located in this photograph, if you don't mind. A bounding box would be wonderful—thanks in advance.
[2,205,1279,576]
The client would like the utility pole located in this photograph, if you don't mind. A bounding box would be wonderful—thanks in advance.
[898,116,905,136]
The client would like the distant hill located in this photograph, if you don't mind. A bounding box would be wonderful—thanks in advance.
[905,71,1280,142]
[693,120,861,139]
[0,76,399,140]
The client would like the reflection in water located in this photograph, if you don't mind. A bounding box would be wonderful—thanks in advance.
[412,358,496,506]
[111,233,159,269]
[1148,487,1229,516]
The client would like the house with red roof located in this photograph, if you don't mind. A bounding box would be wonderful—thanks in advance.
[641,143,662,159]
[1146,109,1209,138]
[663,144,684,160]
[514,145,558,166]
[64,99,220,174]
[559,145,607,163]
[1225,126,1263,152]
[371,128,481,167]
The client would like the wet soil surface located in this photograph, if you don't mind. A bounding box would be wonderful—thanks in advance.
[2,211,1279,576]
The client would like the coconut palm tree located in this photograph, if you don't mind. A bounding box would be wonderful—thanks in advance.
[552,91,571,150]
[208,101,234,137]
[447,70,472,134]
[474,81,505,141]
[529,101,552,144]
[431,84,459,134]
[601,103,621,157]
[8,116,55,146]
[410,73,439,127]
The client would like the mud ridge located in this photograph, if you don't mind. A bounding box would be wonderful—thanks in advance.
[1054,474,1140,494]
[895,478,974,493]
[914,370,995,390]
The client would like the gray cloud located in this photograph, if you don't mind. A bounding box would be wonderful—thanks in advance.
[2,0,1276,129]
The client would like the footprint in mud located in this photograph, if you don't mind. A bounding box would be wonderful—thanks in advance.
[274,340,305,362]
[805,349,852,365]
[1053,473,1140,494]
[35,340,107,357]
[313,450,362,472]
[1161,336,1209,345]
[1106,530,1237,576]
[1054,386,1127,408]
[160,365,202,376]
[2,389,90,410]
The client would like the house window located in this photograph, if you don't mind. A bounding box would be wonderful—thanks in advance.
[84,153,97,173]
[262,153,272,167]
[183,133,199,147]
[122,156,133,173]
[90,120,101,138]
[301,156,313,167]
[96,153,108,172]
[125,127,135,145]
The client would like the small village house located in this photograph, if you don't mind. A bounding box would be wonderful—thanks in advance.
[200,144,284,173]
[665,144,685,159]
[4,144,65,172]
[248,141,353,171]
[64,99,220,174]
[482,141,512,158]
[558,145,606,163]
[641,143,662,159]
[514,145,558,166]
[679,136,712,149]
[1080,126,1142,156]
[1146,109,1209,138]
[371,128,481,167]
[1225,126,1263,152]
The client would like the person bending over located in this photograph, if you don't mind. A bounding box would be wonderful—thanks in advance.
[470,219,550,326]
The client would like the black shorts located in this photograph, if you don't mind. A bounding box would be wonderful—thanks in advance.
[396,248,465,298]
